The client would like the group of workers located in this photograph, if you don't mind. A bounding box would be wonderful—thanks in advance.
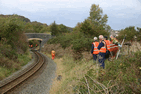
[29,44,38,48]
[91,35,120,69]
[50,35,120,64]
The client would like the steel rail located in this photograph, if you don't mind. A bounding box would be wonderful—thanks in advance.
[0,51,45,94]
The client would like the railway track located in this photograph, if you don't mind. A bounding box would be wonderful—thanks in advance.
[0,51,46,94]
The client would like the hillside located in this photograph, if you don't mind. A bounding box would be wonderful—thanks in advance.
[0,15,31,80]
[0,14,31,22]
[0,14,73,33]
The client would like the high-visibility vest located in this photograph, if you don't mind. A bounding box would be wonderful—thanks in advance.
[104,40,111,51]
[110,41,114,51]
[110,41,119,52]
[93,42,99,54]
[51,50,55,56]
[31,45,33,48]
[99,41,106,53]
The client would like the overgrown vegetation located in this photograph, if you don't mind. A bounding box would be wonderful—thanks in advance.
[0,15,31,80]
[0,14,73,34]
[117,26,141,41]
[0,13,73,80]
[44,42,141,94]
[73,51,141,94]
[47,4,110,60]
[0,3,140,93]
[43,4,141,94]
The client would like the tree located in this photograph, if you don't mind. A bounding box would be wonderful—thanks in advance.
[105,25,111,32]
[50,21,59,36]
[31,21,43,33]
[24,22,34,33]
[72,4,110,38]
[88,4,108,27]
[136,27,141,41]
[80,19,93,37]
[58,24,69,34]
[73,22,82,33]
[118,26,137,41]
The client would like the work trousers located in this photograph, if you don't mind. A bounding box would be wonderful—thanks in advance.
[98,53,106,69]
[52,54,55,60]
[93,54,98,61]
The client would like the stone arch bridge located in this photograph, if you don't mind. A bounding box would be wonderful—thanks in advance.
[25,33,52,51]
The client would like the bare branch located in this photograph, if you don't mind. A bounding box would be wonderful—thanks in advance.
[84,76,91,94]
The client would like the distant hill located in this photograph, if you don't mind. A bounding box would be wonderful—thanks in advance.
[0,14,31,22]
[0,14,73,32]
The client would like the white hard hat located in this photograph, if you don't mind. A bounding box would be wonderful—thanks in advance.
[94,37,97,40]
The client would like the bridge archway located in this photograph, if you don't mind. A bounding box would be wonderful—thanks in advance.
[28,38,43,51]
[28,38,43,41]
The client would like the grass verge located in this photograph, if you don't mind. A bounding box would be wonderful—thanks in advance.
[47,52,141,94]
[0,51,32,80]
[47,53,98,94]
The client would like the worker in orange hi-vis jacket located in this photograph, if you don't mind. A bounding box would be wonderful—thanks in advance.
[51,49,55,60]
[31,44,33,48]
[110,35,119,58]
[104,36,111,59]
[91,37,99,63]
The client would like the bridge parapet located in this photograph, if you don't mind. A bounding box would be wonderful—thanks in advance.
[25,33,51,39]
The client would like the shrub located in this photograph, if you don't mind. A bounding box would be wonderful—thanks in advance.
[97,51,141,93]
[47,32,93,60]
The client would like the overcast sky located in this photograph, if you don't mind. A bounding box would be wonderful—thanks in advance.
[0,0,141,30]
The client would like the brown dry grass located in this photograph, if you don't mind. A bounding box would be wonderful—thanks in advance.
[0,57,21,70]
[48,56,96,94]
[42,43,92,61]
[42,44,71,58]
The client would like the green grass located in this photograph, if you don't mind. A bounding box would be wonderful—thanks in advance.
[18,52,32,66]
[0,66,11,80]
[0,51,32,80]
